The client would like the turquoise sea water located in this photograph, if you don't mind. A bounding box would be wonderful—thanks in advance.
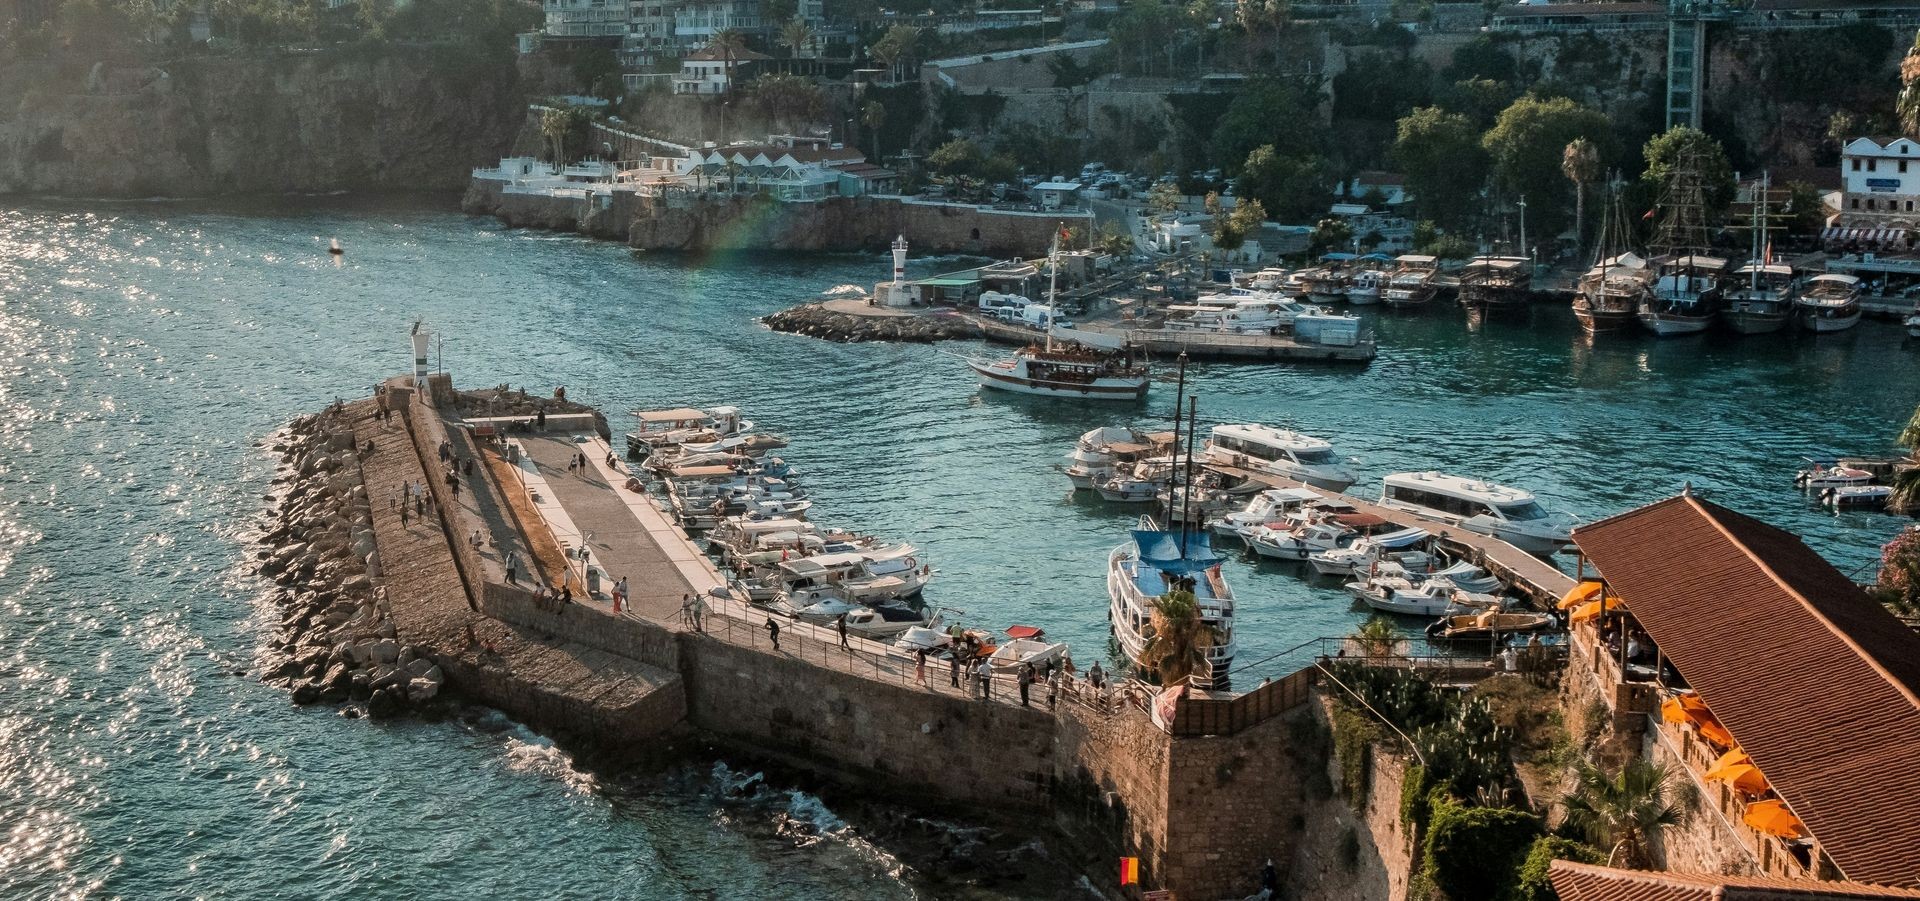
[3,196,1916,897]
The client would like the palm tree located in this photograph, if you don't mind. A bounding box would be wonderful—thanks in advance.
[1563,138,1601,258]
[539,107,573,169]
[709,28,746,94]
[1561,759,1689,869]
[779,17,813,60]
[1901,32,1920,136]
[1351,615,1399,658]
[1891,404,1920,513]
[861,100,887,165]
[722,158,743,194]
[1139,589,1218,686]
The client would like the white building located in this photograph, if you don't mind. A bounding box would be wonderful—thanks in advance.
[619,0,678,66]
[1837,136,1920,229]
[1033,180,1083,211]
[543,0,628,38]
[673,0,765,47]
[672,45,769,95]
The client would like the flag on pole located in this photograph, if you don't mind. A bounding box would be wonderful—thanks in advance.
[1059,224,1073,242]
[1119,857,1140,886]
[1642,208,1656,221]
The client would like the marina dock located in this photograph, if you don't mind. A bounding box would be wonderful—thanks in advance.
[958,309,1378,362]
[1207,463,1577,607]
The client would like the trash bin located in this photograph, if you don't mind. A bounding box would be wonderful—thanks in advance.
[586,566,602,597]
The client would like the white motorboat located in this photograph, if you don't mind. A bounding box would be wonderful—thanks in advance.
[1345,577,1504,617]
[1381,255,1440,308]
[740,548,931,605]
[1423,560,1505,594]
[1906,305,1920,338]
[1307,529,1433,577]
[1095,458,1173,503]
[1211,487,1323,539]
[1823,484,1893,509]
[1242,507,1379,560]
[1246,267,1291,291]
[893,626,952,653]
[1346,268,1386,305]
[841,602,937,638]
[1159,482,1238,525]
[1796,461,1874,490]
[707,516,820,563]
[1203,423,1355,491]
[988,625,1068,671]
[1796,273,1864,333]
[1378,472,1575,556]
[1164,297,1291,334]
[1638,254,1725,336]
[1064,426,1177,490]
[1108,518,1235,687]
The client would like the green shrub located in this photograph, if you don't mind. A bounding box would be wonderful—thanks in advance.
[1332,707,1385,800]
[1420,797,1542,901]
[1513,835,1604,901]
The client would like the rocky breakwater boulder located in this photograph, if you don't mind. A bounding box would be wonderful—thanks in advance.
[252,404,445,719]
[763,303,985,344]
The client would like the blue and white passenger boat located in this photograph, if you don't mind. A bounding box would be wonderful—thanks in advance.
[1107,517,1236,688]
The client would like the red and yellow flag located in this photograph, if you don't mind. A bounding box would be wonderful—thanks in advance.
[1119,856,1140,886]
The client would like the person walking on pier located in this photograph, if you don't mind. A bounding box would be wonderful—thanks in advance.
[765,617,781,651]
[505,552,519,586]
[400,503,410,528]
[975,659,992,701]
[914,649,928,687]
[690,594,703,632]
[1047,667,1062,710]
[948,654,961,689]
[1088,661,1105,691]
[679,593,693,627]
[836,613,850,649]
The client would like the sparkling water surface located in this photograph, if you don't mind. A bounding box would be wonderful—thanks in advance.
[2,196,1916,898]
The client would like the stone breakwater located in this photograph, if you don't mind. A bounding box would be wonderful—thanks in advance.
[252,403,445,719]
[762,302,985,344]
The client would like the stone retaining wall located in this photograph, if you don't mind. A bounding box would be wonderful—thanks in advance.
[479,582,683,673]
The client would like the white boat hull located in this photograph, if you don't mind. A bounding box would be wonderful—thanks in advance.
[1638,310,1713,336]
[1799,310,1862,333]
[970,360,1149,401]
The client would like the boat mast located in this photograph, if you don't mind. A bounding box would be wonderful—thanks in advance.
[1651,145,1714,260]
[1749,171,1767,290]
[1044,231,1060,353]
[1165,352,1188,528]
[1179,395,1198,554]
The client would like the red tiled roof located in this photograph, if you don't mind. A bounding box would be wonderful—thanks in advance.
[1550,862,1920,900]
[1573,495,1920,888]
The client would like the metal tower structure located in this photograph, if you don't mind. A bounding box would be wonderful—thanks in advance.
[1665,0,1737,130]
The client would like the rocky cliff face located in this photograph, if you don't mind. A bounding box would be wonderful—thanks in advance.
[0,49,527,197]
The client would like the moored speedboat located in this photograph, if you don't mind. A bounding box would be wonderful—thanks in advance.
[1345,267,1386,305]
[1795,461,1874,490]
[988,625,1069,671]
[1795,273,1864,333]
[1203,423,1355,491]
[1211,487,1323,540]
[1306,529,1432,577]
[1424,609,1557,643]
[1095,458,1172,503]
[1377,472,1575,556]
[1108,517,1235,687]
[1822,484,1892,509]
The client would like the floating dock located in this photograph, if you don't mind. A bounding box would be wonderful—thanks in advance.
[960,311,1377,363]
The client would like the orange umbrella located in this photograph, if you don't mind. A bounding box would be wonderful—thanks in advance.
[1660,693,1710,725]
[1744,799,1807,839]
[1702,748,1751,780]
[1569,598,1624,624]
[1559,580,1603,610]
[1698,718,1735,749]
[1707,762,1769,794]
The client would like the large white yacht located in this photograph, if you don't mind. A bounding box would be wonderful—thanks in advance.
[1163,296,1328,334]
[1108,518,1235,687]
[1377,472,1575,556]
[1202,424,1355,491]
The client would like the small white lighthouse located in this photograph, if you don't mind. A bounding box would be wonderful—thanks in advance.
[410,320,431,391]
[877,234,913,307]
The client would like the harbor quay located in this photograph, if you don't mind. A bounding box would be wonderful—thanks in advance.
[258,369,1349,900]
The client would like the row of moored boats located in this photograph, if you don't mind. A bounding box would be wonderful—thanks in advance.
[627,406,1070,671]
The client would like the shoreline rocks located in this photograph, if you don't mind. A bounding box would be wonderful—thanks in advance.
[252,402,444,719]
[763,303,985,344]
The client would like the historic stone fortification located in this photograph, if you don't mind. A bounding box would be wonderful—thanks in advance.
[256,378,1328,900]
[462,179,1083,257]
[0,51,525,196]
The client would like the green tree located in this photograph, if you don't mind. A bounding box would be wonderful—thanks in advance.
[1873,526,1920,617]
[1561,759,1689,869]
[1139,589,1219,685]
[1310,217,1354,255]
[1641,126,1736,214]
[752,73,824,131]
[1098,221,1136,256]
[1349,614,1398,657]
[1481,95,1610,238]
[928,137,984,177]
[1235,144,1330,223]
[1148,180,1183,214]
[861,100,887,164]
[1438,77,1518,130]
[1394,106,1487,230]
[1562,137,1601,257]
[870,24,921,83]
[1420,798,1542,901]
[1782,181,1825,238]
[779,17,813,58]
[1210,79,1321,172]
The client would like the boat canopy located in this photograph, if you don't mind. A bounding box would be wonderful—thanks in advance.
[1133,528,1224,574]
[1320,252,1357,261]
[1005,625,1046,640]
[635,407,705,422]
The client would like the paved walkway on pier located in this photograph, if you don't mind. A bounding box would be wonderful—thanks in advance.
[1208,463,1577,603]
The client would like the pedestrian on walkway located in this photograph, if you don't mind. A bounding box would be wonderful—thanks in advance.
[1048,667,1062,709]
[414,495,424,517]
[505,552,518,585]
[1018,664,1034,707]
[949,654,961,688]
[915,649,928,686]
[463,456,473,477]
[1088,661,1106,691]
[567,455,576,473]
[836,613,850,648]
[679,593,692,626]
[690,595,703,632]
[401,504,410,527]
[449,475,460,499]
[976,659,992,700]
[765,617,781,650]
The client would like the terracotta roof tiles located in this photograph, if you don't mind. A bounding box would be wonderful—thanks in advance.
[1573,496,1920,888]
[1550,861,1920,900]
